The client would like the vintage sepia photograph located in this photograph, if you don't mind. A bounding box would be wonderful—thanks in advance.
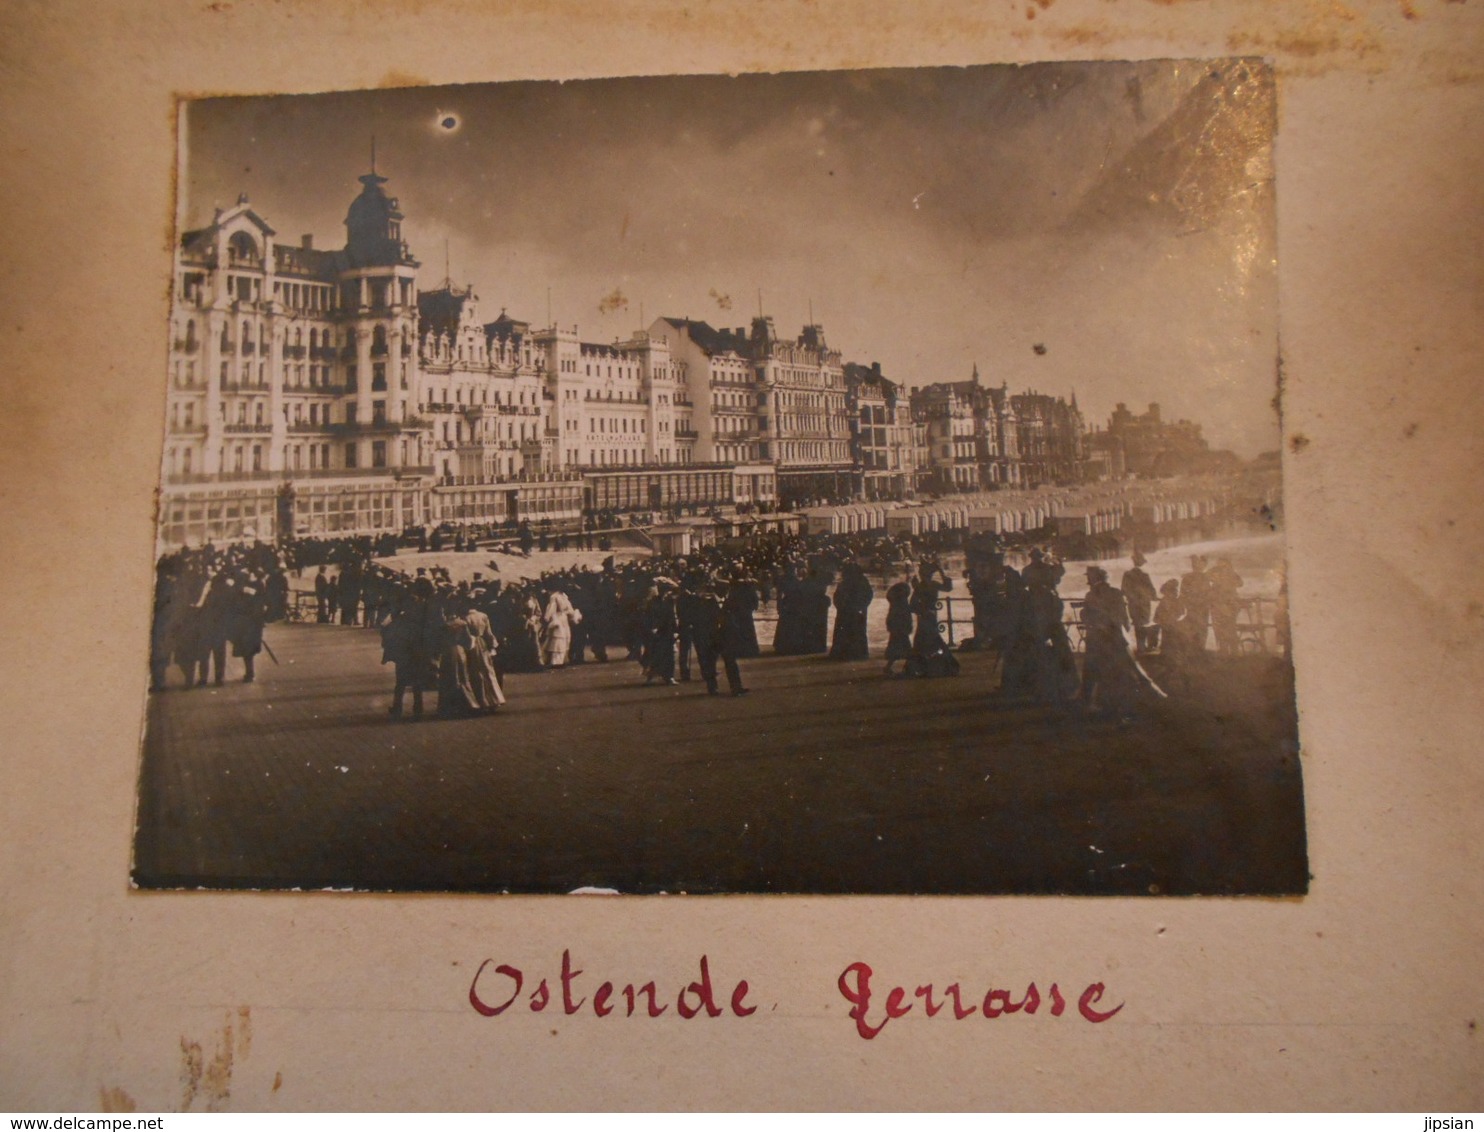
[133,61,1306,896]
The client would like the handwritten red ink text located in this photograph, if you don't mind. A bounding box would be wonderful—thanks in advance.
[836,961,1123,1040]
[469,951,757,1020]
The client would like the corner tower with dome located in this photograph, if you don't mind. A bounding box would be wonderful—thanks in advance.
[336,165,423,476]
[158,163,585,548]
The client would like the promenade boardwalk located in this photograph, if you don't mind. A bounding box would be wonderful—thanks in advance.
[134,623,1307,895]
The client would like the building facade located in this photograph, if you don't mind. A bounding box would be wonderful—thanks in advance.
[162,175,443,548]
[1010,389,1085,485]
[843,362,917,501]
[908,369,1086,492]
[160,165,1111,548]
[654,315,854,508]
[1083,401,1235,479]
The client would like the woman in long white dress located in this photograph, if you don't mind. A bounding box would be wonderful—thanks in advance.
[542,585,579,668]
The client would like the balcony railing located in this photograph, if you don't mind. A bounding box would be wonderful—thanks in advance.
[223,422,274,434]
[163,465,435,486]
[435,471,581,488]
[328,417,429,435]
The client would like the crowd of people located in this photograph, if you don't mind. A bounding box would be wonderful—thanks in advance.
[957,547,1260,715]
[148,525,1268,723]
[148,539,289,691]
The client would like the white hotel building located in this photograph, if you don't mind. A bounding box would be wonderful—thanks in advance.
[158,166,787,548]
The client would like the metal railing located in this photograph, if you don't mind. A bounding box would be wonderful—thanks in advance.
[934,594,1282,655]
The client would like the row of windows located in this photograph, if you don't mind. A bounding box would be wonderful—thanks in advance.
[779,441,850,464]
[175,319,413,354]
[273,280,335,312]
[587,470,732,511]
[425,335,532,367]
[340,277,415,311]
[428,386,539,407]
[776,414,842,435]
[158,484,421,546]
[437,420,538,445]
[771,366,842,389]
[776,389,845,409]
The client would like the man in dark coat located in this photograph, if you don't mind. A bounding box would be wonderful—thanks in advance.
[265,569,290,623]
[314,566,331,623]
[1121,550,1159,653]
[771,564,805,656]
[1180,555,1212,655]
[149,562,181,692]
[586,567,618,663]
[694,581,749,696]
[828,561,873,661]
[1022,547,1065,594]
[198,568,237,686]
[675,568,708,681]
[800,565,833,654]
[1207,558,1245,656]
[643,579,679,685]
[338,564,361,626]
[722,573,761,659]
[227,574,269,683]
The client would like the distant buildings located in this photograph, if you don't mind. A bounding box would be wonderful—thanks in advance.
[908,368,1085,492]
[843,362,918,501]
[157,163,1207,548]
[1084,402,1237,480]
[656,315,852,508]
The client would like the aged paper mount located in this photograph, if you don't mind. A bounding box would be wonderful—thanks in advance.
[1,0,1481,1112]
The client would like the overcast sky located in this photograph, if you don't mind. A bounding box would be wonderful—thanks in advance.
[184,61,1279,456]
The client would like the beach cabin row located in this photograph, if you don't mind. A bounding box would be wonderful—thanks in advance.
[1127,493,1224,526]
[1048,503,1124,537]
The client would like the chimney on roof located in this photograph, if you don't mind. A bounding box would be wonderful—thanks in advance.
[872,361,881,378]
[301,235,314,250]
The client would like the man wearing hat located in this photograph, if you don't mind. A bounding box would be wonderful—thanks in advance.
[642,578,680,685]
[1022,546,1064,595]
[1121,550,1158,653]
[693,579,749,696]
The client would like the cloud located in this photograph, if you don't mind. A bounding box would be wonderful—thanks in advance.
[184,62,1279,455]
